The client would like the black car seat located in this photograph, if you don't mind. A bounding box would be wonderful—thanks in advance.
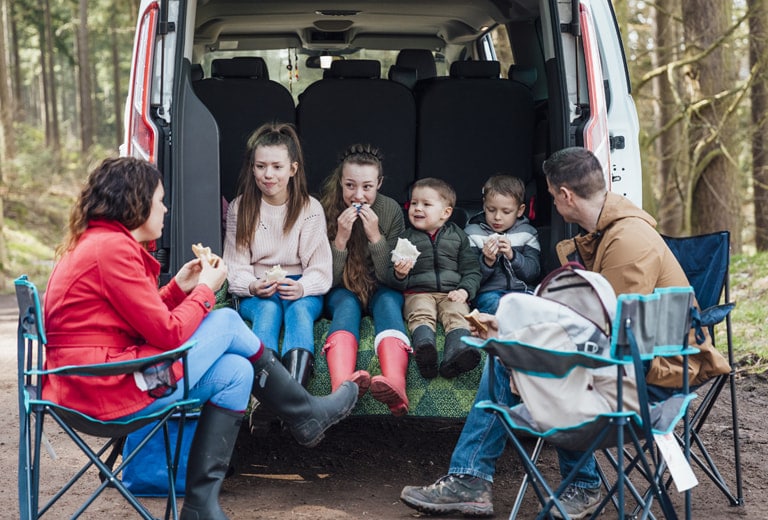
[193,57,296,202]
[297,59,416,202]
[415,60,536,221]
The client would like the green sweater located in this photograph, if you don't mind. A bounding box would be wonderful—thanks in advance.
[329,194,406,287]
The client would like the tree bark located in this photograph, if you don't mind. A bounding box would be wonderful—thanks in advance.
[750,0,768,250]
[42,0,59,152]
[110,4,122,147]
[654,0,685,235]
[0,0,16,160]
[37,10,53,147]
[9,0,21,121]
[682,0,742,251]
[0,0,9,289]
[77,0,94,153]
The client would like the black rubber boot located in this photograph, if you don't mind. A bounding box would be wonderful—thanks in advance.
[439,328,480,378]
[180,404,243,520]
[411,325,438,379]
[282,348,315,388]
[251,349,358,447]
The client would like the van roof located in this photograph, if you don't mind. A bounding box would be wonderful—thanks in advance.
[194,0,542,51]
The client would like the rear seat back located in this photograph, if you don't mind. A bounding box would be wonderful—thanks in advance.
[415,60,536,222]
[297,59,416,202]
[193,57,296,202]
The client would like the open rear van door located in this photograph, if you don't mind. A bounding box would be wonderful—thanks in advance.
[559,0,643,205]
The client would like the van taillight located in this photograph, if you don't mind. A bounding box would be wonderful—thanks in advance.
[580,2,611,187]
[127,2,159,163]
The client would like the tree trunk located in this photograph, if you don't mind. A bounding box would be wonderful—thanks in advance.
[110,21,123,147]
[37,14,53,147]
[611,0,630,54]
[110,9,123,147]
[9,0,21,121]
[750,0,768,251]
[681,0,742,252]
[654,0,686,235]
[0,0,10,289]
[42,0,59,152]
[77,0,94,153]
[0,0,16,160]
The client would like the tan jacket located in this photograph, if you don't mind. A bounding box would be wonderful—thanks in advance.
[556,192,730,388]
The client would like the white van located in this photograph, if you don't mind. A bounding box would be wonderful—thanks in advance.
[123,0,641,282]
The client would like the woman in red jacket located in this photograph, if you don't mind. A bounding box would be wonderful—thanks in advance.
[43,157,358,520]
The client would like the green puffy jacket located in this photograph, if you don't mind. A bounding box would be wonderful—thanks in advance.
[387,221,481,300]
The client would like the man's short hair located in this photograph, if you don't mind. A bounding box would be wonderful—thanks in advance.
[412,177,456,207]
[542,147,606,199]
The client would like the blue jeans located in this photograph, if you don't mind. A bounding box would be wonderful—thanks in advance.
[238,278,323,356]
[474,289,533,315]
[555,448,600,489]
[447,356,601,486]
[325,286,407,340]
[474,290,507,315]
[554,363,687,488]
[449,357,519,482]
[122,308,260,417]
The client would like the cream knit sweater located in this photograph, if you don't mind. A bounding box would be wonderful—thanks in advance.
[223,196,332,298]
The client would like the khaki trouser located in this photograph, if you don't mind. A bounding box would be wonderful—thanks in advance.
[403,292,470,334]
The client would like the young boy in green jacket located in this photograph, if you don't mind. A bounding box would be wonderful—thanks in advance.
[388,177,481,379]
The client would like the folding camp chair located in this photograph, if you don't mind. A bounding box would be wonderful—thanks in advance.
[15,275,200,519]
[466,285,700,519]
[661,231,742,506]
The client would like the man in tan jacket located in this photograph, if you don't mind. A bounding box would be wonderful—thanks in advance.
[400,147,730,519]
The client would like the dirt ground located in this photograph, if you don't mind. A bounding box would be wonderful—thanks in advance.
[1,295,766,519]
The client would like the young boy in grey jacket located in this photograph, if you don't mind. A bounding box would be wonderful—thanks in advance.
[464,175,541,314]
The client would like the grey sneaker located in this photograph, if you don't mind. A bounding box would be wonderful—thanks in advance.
[551,484,601,519]
[400,474,494,517]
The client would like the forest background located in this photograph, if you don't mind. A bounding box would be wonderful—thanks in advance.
[1,0,768,366]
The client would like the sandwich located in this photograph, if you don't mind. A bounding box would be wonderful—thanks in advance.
[464,308,488,333]
[191,243,219,267]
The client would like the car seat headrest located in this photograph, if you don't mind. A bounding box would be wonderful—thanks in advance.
[388,65,418,89]
[396,49,437,80]
[449,60,500,79]
[508,65,538,88]
[211,57,269,80]
[190,63,204,81]
[327,59,381,79]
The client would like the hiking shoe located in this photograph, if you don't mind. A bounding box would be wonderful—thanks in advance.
[551,484,601,519]
[400,474,494,517]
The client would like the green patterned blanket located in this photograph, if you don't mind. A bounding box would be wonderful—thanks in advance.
[216,286,484,418]
[308,318,485,418]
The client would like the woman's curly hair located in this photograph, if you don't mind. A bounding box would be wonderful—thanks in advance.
[57,157,162,257]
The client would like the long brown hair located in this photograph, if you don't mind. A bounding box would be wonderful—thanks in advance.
[320,144,384,307]
[57,157,162,257]
[234,122,309,250]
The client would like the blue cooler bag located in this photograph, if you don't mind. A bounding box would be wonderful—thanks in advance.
[121,413,198,497]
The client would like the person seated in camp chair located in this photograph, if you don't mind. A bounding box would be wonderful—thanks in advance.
[399,147,731,519]
[44,157,359,520]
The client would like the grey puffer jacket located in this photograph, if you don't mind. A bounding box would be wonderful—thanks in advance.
[464,216,541,293]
